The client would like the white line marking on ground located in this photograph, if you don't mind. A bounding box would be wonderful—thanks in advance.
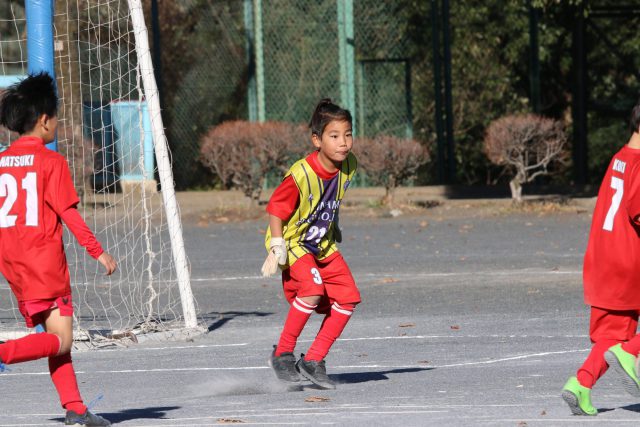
[191,269,581,282]
[1,348,588,377]
[432,349,589,368]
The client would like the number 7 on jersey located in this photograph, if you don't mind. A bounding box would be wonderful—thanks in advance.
[603,176,623,231]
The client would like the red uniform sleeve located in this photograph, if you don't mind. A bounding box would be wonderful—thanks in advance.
[266,175,300,221]
[44,156,80,215]
[60,207,104,259]
[626,163,640,222]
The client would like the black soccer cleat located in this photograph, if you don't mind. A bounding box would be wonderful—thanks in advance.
[64,409,111,426]
[295,355,336,390]
[269,346,301,384]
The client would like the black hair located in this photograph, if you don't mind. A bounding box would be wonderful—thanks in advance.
[309,98,352,137]
[0,72,57,134]
[630,99,640,135]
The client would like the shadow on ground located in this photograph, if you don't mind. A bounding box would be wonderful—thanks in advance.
[51,406,181,424]
[331,367,433,384]
[203,311,273,332]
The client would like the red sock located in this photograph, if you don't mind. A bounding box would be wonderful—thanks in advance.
[0,333,60,364]
[305,303,354,362]
[275,297,316,356]
[622,335,640,356]
[577,338,620,388]
[50,353,86,413]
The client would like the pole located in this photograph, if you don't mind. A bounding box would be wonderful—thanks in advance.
[442,0,455,182]
[253,0,265,122]
[431,0,445,183]
[151,0,164,110]
[528,0,541,114]
[25,0,57,152]
[244,0,258,121]
[128,0,197,329]
[572,3,588,185]
[338,0,356,134]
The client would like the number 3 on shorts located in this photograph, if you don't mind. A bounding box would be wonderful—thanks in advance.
[310,268,323,285]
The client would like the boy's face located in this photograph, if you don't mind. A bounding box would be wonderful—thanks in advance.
[312,119,353,168]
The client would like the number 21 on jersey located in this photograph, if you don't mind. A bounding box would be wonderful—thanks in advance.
[603,176,623,231]
[0,172,38,228]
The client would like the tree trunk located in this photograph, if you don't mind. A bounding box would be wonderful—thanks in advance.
[509,178,523,203]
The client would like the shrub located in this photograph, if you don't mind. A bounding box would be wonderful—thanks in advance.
[353,135,430,206]
[484,114,567,202]
[200,121,308,203]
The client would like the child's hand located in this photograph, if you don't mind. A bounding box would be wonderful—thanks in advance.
[261,237,287,277]
[98,252,117,275]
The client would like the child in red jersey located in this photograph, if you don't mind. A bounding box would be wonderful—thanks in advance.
[262,99,359,390]
[0,73,116,426]
[562,99,640,415]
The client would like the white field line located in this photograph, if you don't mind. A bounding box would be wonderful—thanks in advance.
[1,348,588,377]
[189,269,582,283]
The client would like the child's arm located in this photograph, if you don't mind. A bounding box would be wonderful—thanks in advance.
[60,207,117,275]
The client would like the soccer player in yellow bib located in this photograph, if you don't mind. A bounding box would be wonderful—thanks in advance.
[262,99,360,390]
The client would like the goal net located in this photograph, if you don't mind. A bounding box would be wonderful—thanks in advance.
[0,0,198,346]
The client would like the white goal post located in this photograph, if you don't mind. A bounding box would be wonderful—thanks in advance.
[0,0,198,342]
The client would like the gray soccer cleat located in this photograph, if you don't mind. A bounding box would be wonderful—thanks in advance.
[269,346,301,384]
[64,410,111,426]
[295,355,336,390]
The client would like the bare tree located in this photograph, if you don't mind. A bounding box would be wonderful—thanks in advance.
[484,114,567,202]
[354,135,430,206]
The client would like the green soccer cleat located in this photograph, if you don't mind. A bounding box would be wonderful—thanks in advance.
[605,343,640,397]
[561,376,597,416]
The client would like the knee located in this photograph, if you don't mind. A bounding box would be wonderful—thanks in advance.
[299,295,322,306]
[53,334,72,355]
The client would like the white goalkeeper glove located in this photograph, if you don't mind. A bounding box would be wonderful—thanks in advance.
[261,237,287,277]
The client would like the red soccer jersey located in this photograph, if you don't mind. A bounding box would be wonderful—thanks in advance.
[584,145,640,310]
[0,136,80,301]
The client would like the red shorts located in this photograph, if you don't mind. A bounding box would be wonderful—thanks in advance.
[18,294,74,328]
[282,253,360,314]
[589,306,640,343]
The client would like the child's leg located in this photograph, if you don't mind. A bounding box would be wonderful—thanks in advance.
[0,301,61,364]
[305,254,360,362]
[43,304,87,415]
[275,255,324,356]
[622,334,640,356]
[275,296,318,355]
[306,302,354,361]
[0,332,60,364]
[576,306,637,388]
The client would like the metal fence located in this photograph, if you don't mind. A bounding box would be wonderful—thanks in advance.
[163,0,417,189]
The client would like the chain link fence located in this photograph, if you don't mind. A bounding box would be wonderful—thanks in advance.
[162,0,417,189]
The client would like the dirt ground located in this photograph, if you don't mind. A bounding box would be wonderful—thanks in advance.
[175,186,597,227]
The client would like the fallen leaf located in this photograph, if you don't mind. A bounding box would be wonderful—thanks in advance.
[217,418,246,424]
[356,353,368,358]
[450,325,460,330]
[393,243,401,248]
[305,396,331,403]
[517,422,527,427]
[419,220,428,228]
[540,410,546,416]
[418,360,430,364]
[399,323,415,328]
[379,277,398,284]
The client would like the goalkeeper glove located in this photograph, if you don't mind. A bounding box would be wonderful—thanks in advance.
[261,237,287,277]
